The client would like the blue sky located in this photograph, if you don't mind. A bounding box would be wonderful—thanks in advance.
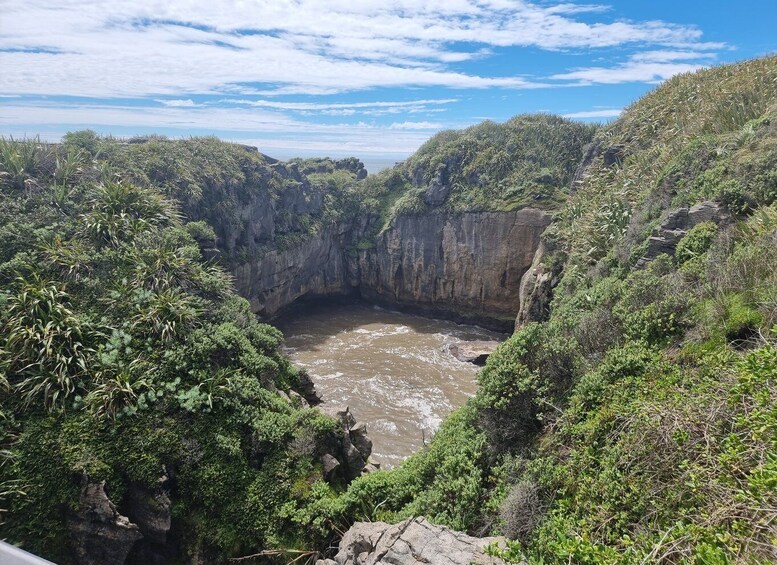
[1,1,775,167]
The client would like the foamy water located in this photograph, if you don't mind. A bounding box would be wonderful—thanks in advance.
[278,302,505,467]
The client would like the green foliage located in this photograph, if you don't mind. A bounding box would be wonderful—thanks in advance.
[397,114,598,213]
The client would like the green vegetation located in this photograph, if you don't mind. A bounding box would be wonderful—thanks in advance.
[389,114,597,214]
[1,55,776,564]
[324,56,777,564]
[0,138,355,562]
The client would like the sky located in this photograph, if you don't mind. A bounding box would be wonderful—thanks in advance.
[1,1,776,169]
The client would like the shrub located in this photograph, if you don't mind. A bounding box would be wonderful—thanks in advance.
[675,221,718,265]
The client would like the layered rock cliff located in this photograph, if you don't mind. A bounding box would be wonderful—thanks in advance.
[356,209,551,327]
[216,205,551,329]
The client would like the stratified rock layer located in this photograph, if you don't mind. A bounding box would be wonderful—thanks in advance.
[357,210,551,326]
[317,517,514,565]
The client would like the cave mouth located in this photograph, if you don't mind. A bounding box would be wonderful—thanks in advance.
[275,298,507,467]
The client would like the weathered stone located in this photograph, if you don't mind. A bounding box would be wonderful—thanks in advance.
[67,479,142,565]
[515,242,558,328]
[349,422,373,459]
[321,454,341,481]
[318,404,357,430]
[296,370,322,406]
[570,139,602,191]
[448,341,501,365]
[124,480,171,545]
[343,444,366,479]
[358,209,551,329]
[316,405,372,480]
[636,201,728,267]
[318,517,514,565]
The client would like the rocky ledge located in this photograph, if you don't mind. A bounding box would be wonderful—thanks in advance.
[317,517,514,565]
[448,340,501,365]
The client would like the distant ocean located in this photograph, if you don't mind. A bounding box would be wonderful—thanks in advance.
[360,157,403,174]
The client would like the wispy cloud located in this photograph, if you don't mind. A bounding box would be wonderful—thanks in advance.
[551,50,715,84]
[1,1,720,98]
[563,109,622,119]
[389,121,442,130]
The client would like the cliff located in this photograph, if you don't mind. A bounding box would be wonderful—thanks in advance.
[357,209,550,327]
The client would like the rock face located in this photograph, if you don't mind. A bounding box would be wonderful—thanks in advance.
[233,224,354,317]
[357,209,551,328]
[317,517,512,565]
[181,148,553,328]
[223,208,550,329]
[515,242,559,329]
[636,201,728,267]
[448,341,501,365]
[67,480,142,565]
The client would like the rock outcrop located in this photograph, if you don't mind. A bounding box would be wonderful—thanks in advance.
[448,341,501,365]
[317,405,374,481]
[67,480,142,565]
[515,242,559,328]
[636,201,728,267]
[317,517,513,565]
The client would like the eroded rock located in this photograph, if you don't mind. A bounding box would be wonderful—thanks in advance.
[318,517,514,565]
[515,242,559,329]
[448,341,501,365]
[317,405,373,481]
[636,201,728,267]
[67,479,142,565]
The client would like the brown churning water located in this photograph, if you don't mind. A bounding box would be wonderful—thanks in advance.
[278,301,505,468]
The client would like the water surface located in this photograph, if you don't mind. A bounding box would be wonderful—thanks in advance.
[278,302,505,467]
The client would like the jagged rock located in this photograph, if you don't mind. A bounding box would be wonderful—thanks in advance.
[321,454,341,481]
[124,476,173,565]
[67,479,142,565]
[448,341,501,365]
[363,463,381,474]
[349,422,373,457]
[570,139,602,191]
[343,444,366,477]
[318,517,513,565]
[636,201,728,267]
[319,404,357,430]
[423,179,452,207]
[515,242,558,329]
[124,480,171,545]
[296,370,322,406]
[317,405,372,481]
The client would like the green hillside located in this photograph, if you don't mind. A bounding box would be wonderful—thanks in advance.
[324,56,777,564]
[0,56,776,564]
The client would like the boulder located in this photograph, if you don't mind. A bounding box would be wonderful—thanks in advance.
[448,341,501,365]
[317,405,373,481]
[318,517,514,565]
[349,423,373,458]
[67,479,142,565]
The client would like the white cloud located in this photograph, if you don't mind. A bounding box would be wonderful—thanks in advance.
[563,109,622,119]
[0,101,443,155]
[389,121,442,129]
[0,1,719,98]
[156,99,198,107]
[551,60,706,84]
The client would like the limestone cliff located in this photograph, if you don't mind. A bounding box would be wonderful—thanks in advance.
[356,209,551,327]
[215,206,550,329]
